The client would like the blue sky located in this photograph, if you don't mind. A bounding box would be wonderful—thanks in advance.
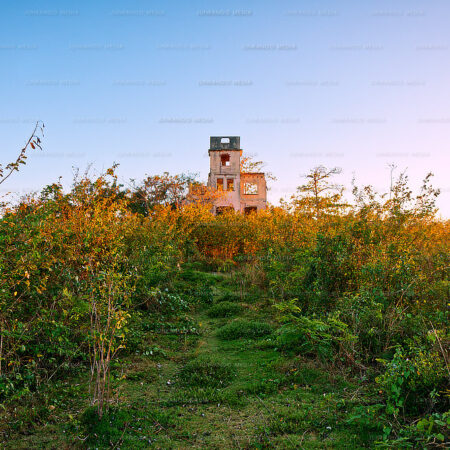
[1,0,450,215]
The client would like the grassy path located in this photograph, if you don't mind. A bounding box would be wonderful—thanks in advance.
[2,273,379,448]
[99,281,377,449]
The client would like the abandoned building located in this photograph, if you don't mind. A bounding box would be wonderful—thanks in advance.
[206,136,267,214]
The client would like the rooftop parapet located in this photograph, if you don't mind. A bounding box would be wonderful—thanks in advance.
[209,136,241,151]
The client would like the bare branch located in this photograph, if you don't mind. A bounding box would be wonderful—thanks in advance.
[0,121,45,186]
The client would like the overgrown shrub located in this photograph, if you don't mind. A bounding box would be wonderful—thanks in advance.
[274,300,356,362]
[207,302,242,318]
[140,288,188,315]
[376,345,449,417]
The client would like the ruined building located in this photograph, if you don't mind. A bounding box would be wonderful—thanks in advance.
[207,136,267,214]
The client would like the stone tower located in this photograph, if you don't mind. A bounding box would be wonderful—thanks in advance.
[207,136,267,214]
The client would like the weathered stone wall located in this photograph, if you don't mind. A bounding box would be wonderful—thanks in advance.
[240,173,267,211]
[206,136,267,213]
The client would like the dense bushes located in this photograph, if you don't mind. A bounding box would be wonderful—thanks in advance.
[376,345,449,416]
[207,302,242,318]
[0,170,192,413]
[1,165,448,442]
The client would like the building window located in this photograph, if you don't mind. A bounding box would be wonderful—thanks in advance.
[244,182,258,195]
[244,206,257,215]
[216,178,224,190]
[221,154,231,167]
[227,179,234,191]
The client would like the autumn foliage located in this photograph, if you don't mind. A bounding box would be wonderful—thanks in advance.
[0,163,448,441]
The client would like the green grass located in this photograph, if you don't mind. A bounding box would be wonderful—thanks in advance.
[178,355,236,388]
[125,368,158,383]
[215,291,242,303]
[1,279,381,449]
[216,318,273,340]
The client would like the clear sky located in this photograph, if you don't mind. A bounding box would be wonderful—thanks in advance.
[1,0,449,216]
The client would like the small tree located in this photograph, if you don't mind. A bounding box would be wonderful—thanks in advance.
[240,154,276,184]
[128,172,197,215]
[291,166,345,218]
[75,168,135,418]
[89,267,131,418]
